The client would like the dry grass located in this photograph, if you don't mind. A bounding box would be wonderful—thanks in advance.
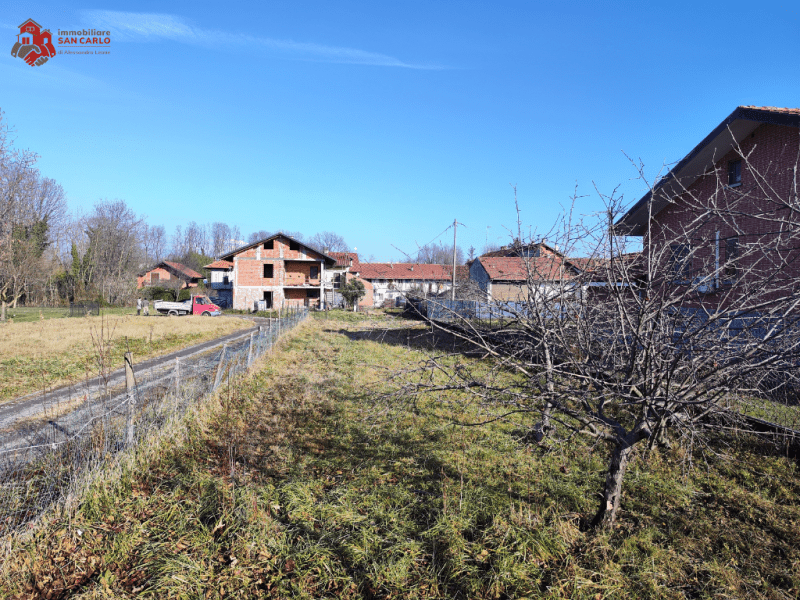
[2,314,799,599]
[0,315,251,403]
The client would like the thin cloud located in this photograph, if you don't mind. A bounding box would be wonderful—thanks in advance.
[81,10,444,69]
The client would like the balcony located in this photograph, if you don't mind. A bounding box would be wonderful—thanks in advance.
[284,273,321,288]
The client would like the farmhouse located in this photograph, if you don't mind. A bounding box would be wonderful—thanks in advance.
[205,233,336,311]
[357,263,459,307]
[137,261,203,290]
[615,105,800,308]
[469,255,580,302]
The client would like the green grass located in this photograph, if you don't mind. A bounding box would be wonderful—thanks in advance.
[1,305,134,323]
[2,316,799,599]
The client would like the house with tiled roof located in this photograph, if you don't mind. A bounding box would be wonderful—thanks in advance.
[323,252,361,306]
[469,255,581,302]
[205,233,336,311]
[137,261,203,290]
[357,263,461,307]
[615,105,800,307]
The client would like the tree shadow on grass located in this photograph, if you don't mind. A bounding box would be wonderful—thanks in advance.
[325,325,479,356]
[211,372,590,599]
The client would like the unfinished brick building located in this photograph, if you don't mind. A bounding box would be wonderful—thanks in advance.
[206,233,336,311]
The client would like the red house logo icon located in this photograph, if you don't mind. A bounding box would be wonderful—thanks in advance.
[11,18,56,66]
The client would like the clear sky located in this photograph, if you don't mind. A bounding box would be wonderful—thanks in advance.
[3,1,800,260]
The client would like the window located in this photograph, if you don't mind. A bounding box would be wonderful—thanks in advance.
[306,289,320,298]
[263,240,273,250]
[151,273,160,283]
[310,266,319,279]
[725,237,739,278]
[263,263,273,278]
[669,244,691,280]
[728,159,742,186]
[334,273,341,289]
[223,275,229,285]
[289,240,300,251]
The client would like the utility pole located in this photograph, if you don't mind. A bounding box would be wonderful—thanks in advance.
[451,218,457,301]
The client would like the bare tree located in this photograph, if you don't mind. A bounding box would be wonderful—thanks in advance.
[309,231,349,253]
[0,113,67,316]
[396,158,800,530]
[210,221,231,257]
[247,230,272,244]
[171,221,209,257]
[415,241,465,265]
[82,199,145,304]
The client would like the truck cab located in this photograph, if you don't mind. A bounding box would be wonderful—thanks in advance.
[191,295,222,316]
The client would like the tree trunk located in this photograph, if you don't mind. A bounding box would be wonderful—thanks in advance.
[591,422,651,529]
[591,441,634,529]
[1,300,6,321]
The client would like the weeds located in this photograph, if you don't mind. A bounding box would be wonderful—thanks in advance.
[2,316,798,599]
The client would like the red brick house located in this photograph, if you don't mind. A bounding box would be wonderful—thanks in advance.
[137,261,203,290]
[615,106,800,308]
[206,233,336,310]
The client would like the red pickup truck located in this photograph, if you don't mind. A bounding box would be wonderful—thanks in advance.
[153,295,222,316]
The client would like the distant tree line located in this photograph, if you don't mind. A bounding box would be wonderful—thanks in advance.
[0,112,359,315]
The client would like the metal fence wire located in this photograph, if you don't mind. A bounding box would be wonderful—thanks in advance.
[0,308,308,537]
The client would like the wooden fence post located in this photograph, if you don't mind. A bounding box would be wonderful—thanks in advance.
[247,332,254,368]
[124,352,135,446]
[174,358,180,398]
[214,343,229,390]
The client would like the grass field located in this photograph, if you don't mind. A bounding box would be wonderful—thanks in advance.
[1,313,799,599]
[0,314,252,403]
[0,306,134,324]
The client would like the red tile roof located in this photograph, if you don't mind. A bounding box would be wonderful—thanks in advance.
[204,260,234,270]
[358,263,458,281]
[329,252,360,268]
[477,256,578,282]
[163,261,203,280]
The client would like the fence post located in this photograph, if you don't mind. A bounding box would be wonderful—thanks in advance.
[247,331,254,368]
[213,343,229,390]
[124,352,136,446]
[174,357,180,398]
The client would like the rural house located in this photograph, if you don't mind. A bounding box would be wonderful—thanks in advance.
[324,252,361,307]
[357,263,459,307]
[137,261,203,290]
[469,255,580,302]
[614,105,800,308]
[204,259,234,307]
[205,233,336,311]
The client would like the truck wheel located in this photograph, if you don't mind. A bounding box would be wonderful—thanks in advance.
[201,311,210,317]
[168,310,178,316]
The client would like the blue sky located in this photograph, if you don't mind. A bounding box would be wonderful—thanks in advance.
[3,1,800,260]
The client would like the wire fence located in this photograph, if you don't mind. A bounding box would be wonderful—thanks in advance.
[0,307,308,537]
